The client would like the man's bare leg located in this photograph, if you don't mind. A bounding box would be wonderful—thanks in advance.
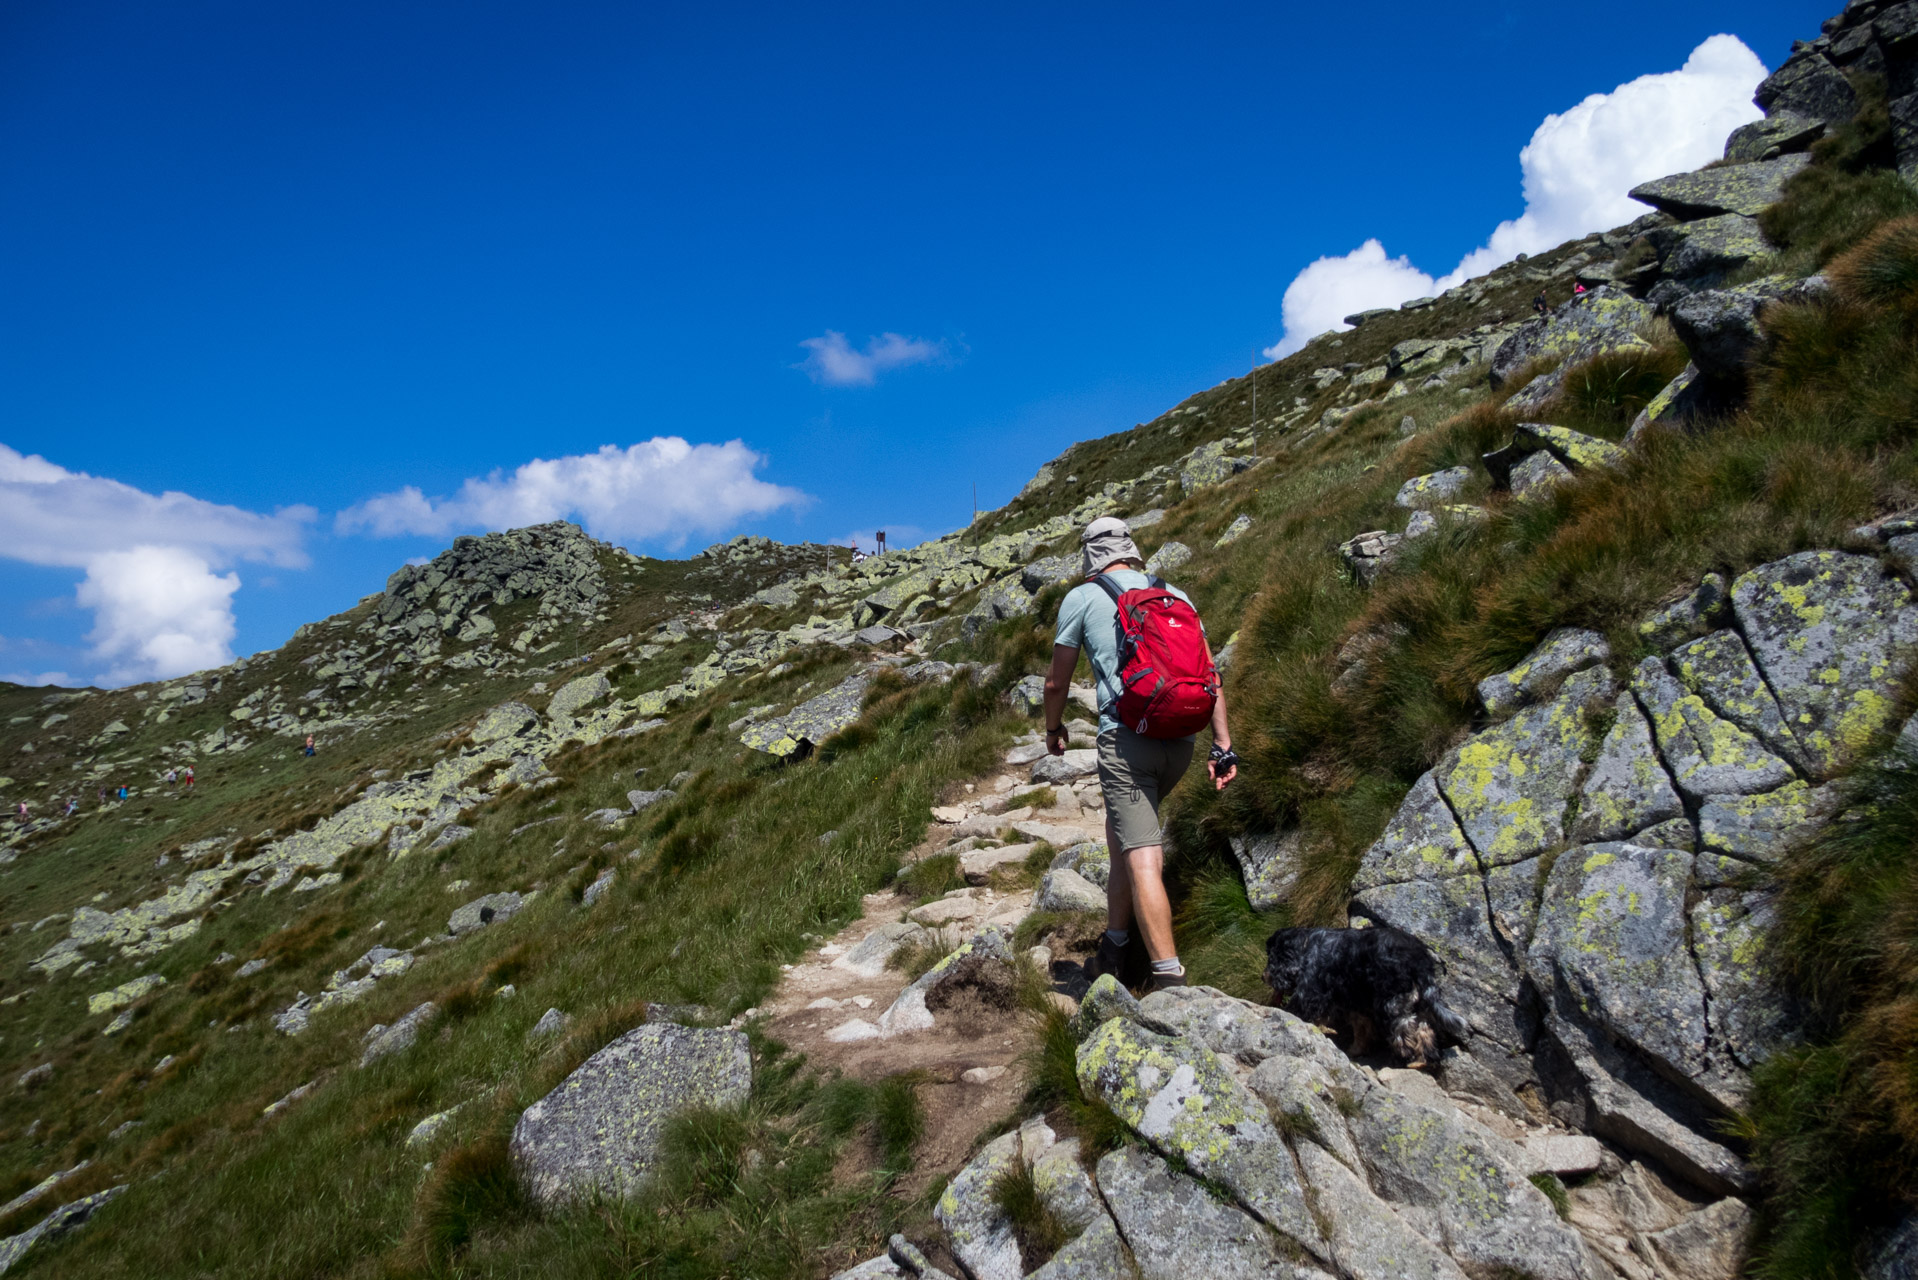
[1123,844,1177,962]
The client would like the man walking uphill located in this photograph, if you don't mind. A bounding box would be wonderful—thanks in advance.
[1043,515,1238,992]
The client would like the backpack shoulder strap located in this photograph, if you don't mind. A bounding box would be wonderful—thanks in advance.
[1092,574,1127,605]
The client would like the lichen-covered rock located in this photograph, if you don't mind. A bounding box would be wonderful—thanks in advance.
[1025,1139,1137,1280]
[1215,514,1253,547]
[1571,694,1684,843]
[1353,772,1478,890]
[1035,867,1106,913]
[1731,551,1918,779]
[1145,540,1192,575]
[1439,666,1612,866]
[1004,674,1047,717]
[740,671,873,757]
[1247,1056,1364,1174]
[627,788,675,812]
[1629,154,1811,219]
[932,1131,1022,1280]
[1095,1146,1315,1280]
[1627,363,1705,443]
[1509,449,1576,498]
[1513,422,1629,473]
[1180,440,1257,492]
[1347,1085,1594,1280]
[1670,279,1795,381]
[361,1001,438,1067]
[1339,530,1403,584]
[87,974,165,1016]
[1631,657,1795,800]
[1671,628,1808,771]
[1662,213,1772,280]
[1639,576,1732,652]
[1476,627,1610,721]
[1292,1140,1467,1280]
[1493,289,1655,408]
[1227,830,1304,908]
[1070,974,1146,1041]
[1075,1018,1325,1254]
[1530,843,1709,1087]
[473,701,540,743]
[0,1185,127,1275]
[448,891,524,936]
[1697,781,1841,863]
[547,672,611,724]
[1135,986,1359,1086]
[1395,467,1475,510]
[510,1023,751,1207]
[1691,889,1794,1070]
[876,926,1014,1037]
[1403,504,1488,541]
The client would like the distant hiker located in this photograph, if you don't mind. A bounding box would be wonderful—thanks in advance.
[183,767,195,790]
[1532,291,1549,317]
[850,539,868,564]
[15,802,26,822]
[63,798,77,818]
[304,735,316,758]
[1572,281,1588,300]
[116,785,128,802]
[97,787,107,805]
[164,768,177,785]
[1045,515,1236,994]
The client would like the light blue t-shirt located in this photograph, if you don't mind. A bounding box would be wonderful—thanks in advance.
[1055,570,1197,735]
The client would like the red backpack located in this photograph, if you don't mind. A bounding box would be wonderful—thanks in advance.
[1093,574,1218,738]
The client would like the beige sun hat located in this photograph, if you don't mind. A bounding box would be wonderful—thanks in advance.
[1080,516,1143,579]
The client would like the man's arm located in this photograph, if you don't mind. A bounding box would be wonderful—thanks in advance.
[1043,644,1080,756]
[1204,639,1236,790]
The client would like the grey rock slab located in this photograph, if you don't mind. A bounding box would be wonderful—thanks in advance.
[1348,1085,1595,1280]
[932,1131,1022,1280]
[1025,1216,1136,1280]
[1670,627,1809,771]
[1663,213,1773,280]
[529,1007,571,1040]
[0,1185,127,1276]
[361,1001,438,1067]
[1352,772,1478,891]
[1697,780,1840,863]
[510,1022,752,1207]
[581,867,616,907]
[1629,154,1812,219]
[1510,449,1575,499]
[1571,693,1685,844]
[448,891,524,936]
[1005,674,1047,718]
[473,701,540,743]
[1030,749,1099,784]
[1229,830,1305,909]
[1670,279,1795,381]
[1246,1055,1364,1174]
[547,672,611,723]
[1438,665,1613,867]
[1517,1133,1603,1177]
[1644,1196,1755,1280]
[887,1233,961,1280]
[829,1256,910,1280]
[740,672,872,757]
[1726,109,1826,162]
[1757,51,1858,124]
[1070,973,1147,1042]
[1144,540,1192,575]
[1530,842,1710,1088]
[1096,1146,1314,1280]
[1691,889,1794,1071]
[1477,626,1610,721]
[1035,867,1106,913]
[1075,1018,1326,1255]
[1135,985,1361,1087]
[1216,514,1253,547]
[627,788,676,812]
[1292,1140,1466,1280]
[1395,466,1475,510]
[1731,550,1918,779]
[1631,657,1795,801]
[1638,573,1732,650]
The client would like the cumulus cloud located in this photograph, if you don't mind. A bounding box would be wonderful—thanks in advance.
[0,443,315,684]
[1266,34,1768,357]
[797,331,947,386]
[77,547,240,686]
[336,438,809,548]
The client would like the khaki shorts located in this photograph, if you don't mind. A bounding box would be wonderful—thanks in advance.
[1097,727,1196,852]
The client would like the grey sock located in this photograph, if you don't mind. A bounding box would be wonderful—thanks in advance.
[1151,957,1184,975]
[1104,929,1130,948]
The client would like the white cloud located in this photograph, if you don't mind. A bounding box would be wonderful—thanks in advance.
[337,438,809,548]
[77,547,240,686]
[1266,34,1768,357]
[797,331,947,386]
[0,443,315,685]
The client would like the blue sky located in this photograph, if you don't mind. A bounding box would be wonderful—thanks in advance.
[1,0,1824,685]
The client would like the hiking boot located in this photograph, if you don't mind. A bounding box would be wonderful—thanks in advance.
[1149,968,1189,992]
[1084,933,1151,990]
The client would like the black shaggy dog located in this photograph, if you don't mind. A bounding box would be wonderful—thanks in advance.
[1264,925,1471,1068]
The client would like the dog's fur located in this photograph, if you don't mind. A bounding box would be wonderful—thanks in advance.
[1264,925,1472,1067]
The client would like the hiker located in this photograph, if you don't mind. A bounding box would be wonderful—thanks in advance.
[14,802,26,822]
[63,798,77,818]
[116,785,128,802]
[1043,515,1238,993]
[97,787,106,806]
[1572,280,1588,301]
[304,735,316,758]
[850,539,868,564]
[1532,290,1549,317]
[183,766,194,790]
[165,768,177,785]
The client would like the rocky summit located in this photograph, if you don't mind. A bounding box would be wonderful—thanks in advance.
[2,3,1918,1276]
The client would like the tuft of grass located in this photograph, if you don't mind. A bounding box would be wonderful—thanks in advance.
[407,1133,527,1265]
[1552,343,1691,440]
[1005,787,1057,811]
[1020,1005,1132,1159]
[870,1070,927,1180]
[899,852,965,901]
[991,1160,1069,1269]
[1528,1171,1571,1221]
[1828,215,1918,320]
